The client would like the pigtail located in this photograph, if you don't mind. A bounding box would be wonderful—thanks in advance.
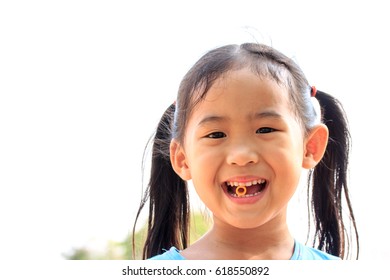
[308,90,359,259]
[132,104,190,259]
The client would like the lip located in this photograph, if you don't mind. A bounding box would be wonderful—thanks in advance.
[222,176,268,204]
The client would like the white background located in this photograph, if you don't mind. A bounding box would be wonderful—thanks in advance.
[1,0,389,261]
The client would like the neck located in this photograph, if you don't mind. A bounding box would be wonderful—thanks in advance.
[183,212,294,260]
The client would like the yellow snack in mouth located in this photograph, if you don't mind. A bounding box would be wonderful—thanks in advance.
[235,186,247,197]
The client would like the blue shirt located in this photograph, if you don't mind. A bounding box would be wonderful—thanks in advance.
[149,240,339,260]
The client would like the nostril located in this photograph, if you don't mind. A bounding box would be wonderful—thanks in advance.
[229,159,256,166]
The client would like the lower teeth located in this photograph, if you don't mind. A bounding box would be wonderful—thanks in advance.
[230,191,261,198]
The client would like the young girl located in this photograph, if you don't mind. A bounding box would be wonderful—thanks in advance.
[133,43,359,260]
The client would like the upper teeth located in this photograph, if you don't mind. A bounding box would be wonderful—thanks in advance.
[227,179,265,187]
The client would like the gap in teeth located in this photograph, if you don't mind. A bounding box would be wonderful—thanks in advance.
[226,179,266,198]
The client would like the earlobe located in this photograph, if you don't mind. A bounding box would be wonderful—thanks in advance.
[302,124,329,169]
[170,139,191,180]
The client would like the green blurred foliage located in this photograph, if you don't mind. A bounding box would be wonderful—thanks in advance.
[63,212,211,260]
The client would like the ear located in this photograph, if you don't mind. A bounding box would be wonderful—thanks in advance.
[302,124,329,169]
[170,139,191,180]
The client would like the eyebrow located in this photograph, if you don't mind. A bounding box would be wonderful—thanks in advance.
[253,110,283,120]
[197,115,226,127]
[197,110,283,126]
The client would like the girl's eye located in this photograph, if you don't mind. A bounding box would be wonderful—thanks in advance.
[206,132,226,139]
[256,127,276,134]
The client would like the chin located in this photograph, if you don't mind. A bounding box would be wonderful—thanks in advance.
[227,219,267,230]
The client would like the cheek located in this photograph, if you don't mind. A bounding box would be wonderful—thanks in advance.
[185,138,222,168]
[188,151,219,186]
[186,149,223,200]
[268,142,304,180]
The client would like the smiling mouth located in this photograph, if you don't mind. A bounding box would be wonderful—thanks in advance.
[225,179,267,198]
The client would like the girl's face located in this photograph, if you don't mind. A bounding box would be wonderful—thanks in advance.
[175,68,307,229]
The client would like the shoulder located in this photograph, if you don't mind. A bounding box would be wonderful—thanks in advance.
[148,247,186,260]
[291,241,340,260]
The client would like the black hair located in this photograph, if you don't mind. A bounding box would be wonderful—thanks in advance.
[132,104,190,259]
[308,90,358,259]
[133,43,359,259]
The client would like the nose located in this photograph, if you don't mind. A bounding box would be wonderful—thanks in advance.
[226,141,259,166]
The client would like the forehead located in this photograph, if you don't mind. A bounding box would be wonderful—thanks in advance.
[190,68,293,120]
